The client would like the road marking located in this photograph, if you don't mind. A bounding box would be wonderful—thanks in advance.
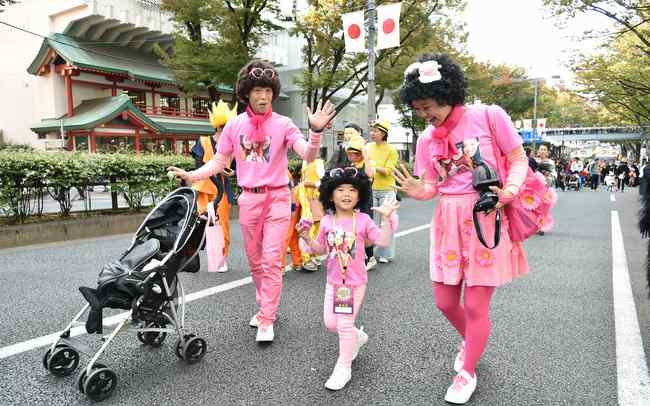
[611,193,616,202]
[0,223,431,359]
[611,211,650,405]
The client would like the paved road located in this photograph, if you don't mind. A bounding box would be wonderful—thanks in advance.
[0,189,648,405]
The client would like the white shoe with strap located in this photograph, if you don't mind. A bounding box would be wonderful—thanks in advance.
[444,370,477,404]
[255,324,274,342]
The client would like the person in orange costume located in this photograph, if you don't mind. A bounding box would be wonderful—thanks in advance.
[191,100,238,272]
[281,167,303,272]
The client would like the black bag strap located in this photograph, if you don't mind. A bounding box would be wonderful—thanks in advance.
[473,208,501,249]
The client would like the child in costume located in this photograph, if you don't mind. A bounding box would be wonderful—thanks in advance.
[295,158,326,271]
[394,54,530,404]
[191,100,238,272]
[282,167,303,272]
[298,167,399,391]
[169,60,336,342]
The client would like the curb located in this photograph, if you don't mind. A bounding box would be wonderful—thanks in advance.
[0,206,240,249]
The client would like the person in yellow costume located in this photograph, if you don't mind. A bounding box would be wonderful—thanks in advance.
[367,119,399,264]
[295,157,325,271]
[191,100,238,273]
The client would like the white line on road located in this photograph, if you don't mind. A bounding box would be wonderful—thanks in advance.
[0,223,430,360]
[611,193,616,202]
[611,211,650,405]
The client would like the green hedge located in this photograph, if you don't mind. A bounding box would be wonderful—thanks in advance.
[0,151,195,223]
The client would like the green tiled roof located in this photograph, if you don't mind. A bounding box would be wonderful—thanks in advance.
[27,33,233,92]
[31,95,213,136]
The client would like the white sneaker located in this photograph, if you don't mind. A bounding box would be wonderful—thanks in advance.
[378,257,389,264]
[366,257,377,271]
[255,324,274,342]
[324,364,351,390]
[249,314,260,328]
[216,262,228,273]
[444,370,477,404]
[284,264,301,273]
[351,327,368,361]
[453,341,465,373]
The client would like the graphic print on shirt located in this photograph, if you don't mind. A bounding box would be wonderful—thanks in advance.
[239,133,271,163]
[435,137,483,181]
[326,226,357,270]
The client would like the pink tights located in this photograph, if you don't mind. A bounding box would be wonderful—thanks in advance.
[433,282,495,376]
[323,283,367,368]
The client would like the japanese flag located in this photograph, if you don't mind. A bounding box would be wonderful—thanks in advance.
[342,11,366,53]
[537,118,547,133]
[376,2,401,50]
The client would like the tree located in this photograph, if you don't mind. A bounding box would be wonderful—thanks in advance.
[572,32,650,126]
[292,0,466,115]
[159,0,281,101]
[543,0,650,57]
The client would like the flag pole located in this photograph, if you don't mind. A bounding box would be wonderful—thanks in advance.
[367,0,376,138]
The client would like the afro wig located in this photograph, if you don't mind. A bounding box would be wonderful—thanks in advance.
[235,60,282,104]
[399,53,467,108]
[318,167,372,213]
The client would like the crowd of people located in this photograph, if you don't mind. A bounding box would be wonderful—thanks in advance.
[167,54,552,404]
[526,147,645,193]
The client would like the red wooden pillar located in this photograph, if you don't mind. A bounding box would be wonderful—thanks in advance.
[64,72,74,117]
[90,131,97,153]
[151,86,157,114]
[135,128,141,155]
[171,136,177,154]
[111,81,117,97]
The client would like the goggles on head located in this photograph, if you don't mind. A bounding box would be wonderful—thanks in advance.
[249,67,276,80]
[328,167,358,179]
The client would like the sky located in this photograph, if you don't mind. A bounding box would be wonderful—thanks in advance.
[461,0,611,85]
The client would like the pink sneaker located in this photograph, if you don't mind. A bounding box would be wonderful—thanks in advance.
[444,370,477,404]
[453,341,465,373]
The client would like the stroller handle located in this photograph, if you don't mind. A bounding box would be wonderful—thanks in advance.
[209,174,225,207]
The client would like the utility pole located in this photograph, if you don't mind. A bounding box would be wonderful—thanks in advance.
[366,0,376,138]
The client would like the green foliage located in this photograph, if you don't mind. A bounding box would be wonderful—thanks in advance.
[159,0,281,98]
[0,152,195,223]
[293,0,467,113]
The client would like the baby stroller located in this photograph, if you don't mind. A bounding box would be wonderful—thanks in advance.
[567,173,580,191]
[42,184,222,401]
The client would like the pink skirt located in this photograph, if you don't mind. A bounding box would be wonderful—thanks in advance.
[430,193,529,287]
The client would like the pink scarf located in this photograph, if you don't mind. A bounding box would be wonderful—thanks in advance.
[431,104,465,161]
[246,105,273,143]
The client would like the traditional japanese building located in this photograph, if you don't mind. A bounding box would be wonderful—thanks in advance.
[2,0,237,154]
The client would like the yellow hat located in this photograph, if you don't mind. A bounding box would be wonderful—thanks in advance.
[208,100,238,129]
[371,119,391,134]
[346,134,366,152]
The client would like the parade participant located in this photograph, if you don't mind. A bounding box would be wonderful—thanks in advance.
[295,158,326,271]
[168,59,336,342]
[327,122,363,168]
[191,100,238,272]
[298,166,399,390]
[345,133,377,270]
[367,119,399,264]
[282,167,303,272]
[394,53,530,404]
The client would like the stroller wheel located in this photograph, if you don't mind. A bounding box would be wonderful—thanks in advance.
[44,346,79,377]
[76,362,107,394]
[83,367,117,401]
[182,336,207,364]
[137,323,167,347]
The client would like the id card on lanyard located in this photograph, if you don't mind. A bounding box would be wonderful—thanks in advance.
[333,212,356,314]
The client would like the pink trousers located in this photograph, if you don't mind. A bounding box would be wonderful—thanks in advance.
[238,188,291,326]
[323,283,367,368]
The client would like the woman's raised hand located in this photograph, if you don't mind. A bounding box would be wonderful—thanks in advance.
[394,164,423,197]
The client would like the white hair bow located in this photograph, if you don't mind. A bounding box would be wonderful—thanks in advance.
[404,60,441,83]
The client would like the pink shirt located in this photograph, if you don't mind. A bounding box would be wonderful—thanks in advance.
[415,105,522,194]
[316,212,382,287]
[217,112,306,188]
